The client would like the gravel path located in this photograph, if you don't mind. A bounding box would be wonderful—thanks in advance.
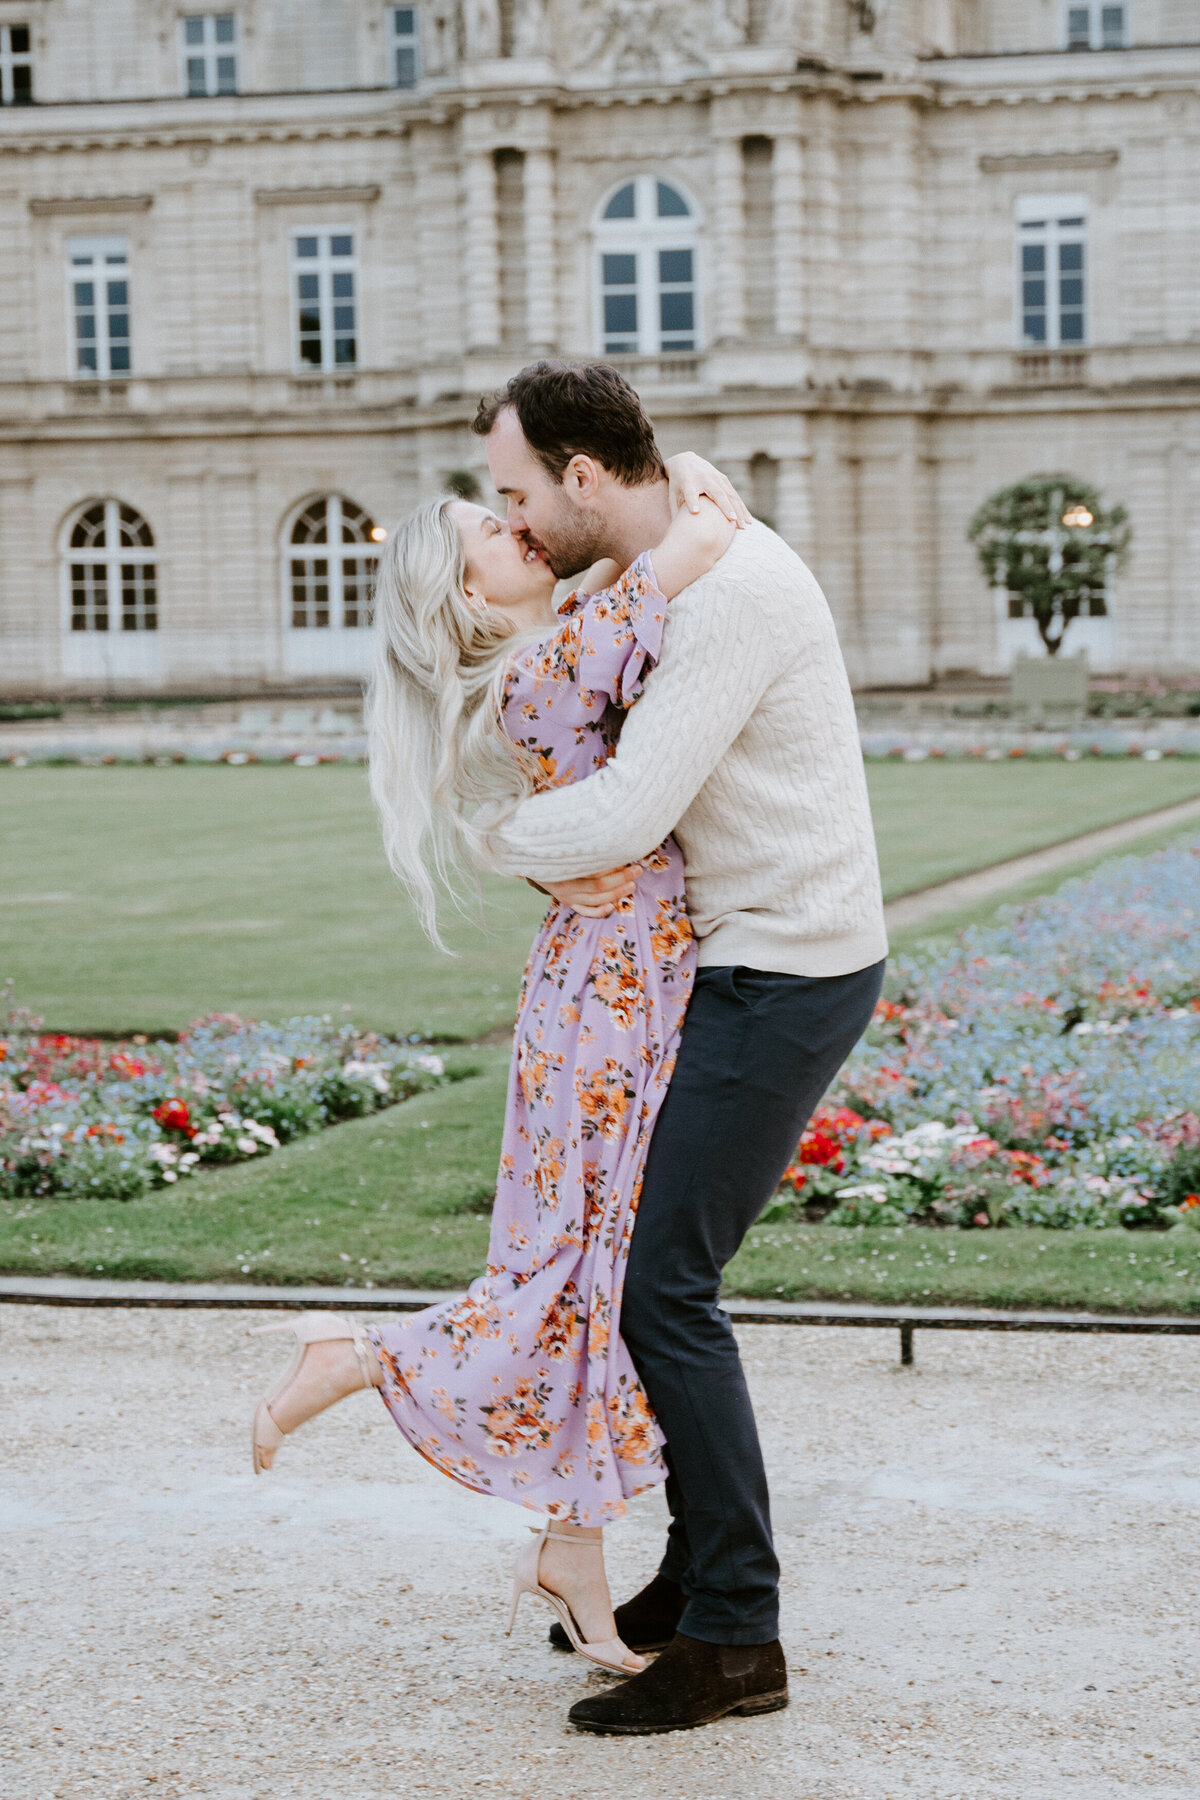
[2,1306,1197,1799]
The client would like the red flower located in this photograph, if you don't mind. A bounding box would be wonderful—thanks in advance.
[152,1097,196,1138]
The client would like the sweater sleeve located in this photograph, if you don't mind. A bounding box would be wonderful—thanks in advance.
[481,572,775,881]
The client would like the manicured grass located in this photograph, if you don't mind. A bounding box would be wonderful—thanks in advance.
[4,1041,1198,1311]
[866,757,1200,900]
[5,760,1200,1035]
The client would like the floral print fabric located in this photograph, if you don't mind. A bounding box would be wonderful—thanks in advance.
[369,554,695,1523]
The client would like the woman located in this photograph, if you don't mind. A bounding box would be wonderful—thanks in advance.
[250,455,745,1675]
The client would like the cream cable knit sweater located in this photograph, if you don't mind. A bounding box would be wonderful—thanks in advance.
[484,520,889,979]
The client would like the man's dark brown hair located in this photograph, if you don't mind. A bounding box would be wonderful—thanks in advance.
[472,360,667,487]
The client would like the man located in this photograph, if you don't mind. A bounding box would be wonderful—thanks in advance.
[473,361,887,1735]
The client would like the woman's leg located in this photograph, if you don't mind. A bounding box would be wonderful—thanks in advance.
[537,1522,623,1649]
[256,1337,384,1471]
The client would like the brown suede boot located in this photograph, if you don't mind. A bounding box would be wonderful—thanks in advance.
[567,1631,788,1735]
[548,1571,684,1655]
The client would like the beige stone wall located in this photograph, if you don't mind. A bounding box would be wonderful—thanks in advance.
[1,2,1197,693]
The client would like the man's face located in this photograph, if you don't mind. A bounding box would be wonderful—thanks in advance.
[484,406,606,580]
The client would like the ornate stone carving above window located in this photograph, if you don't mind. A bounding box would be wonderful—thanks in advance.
[570,0,710,80]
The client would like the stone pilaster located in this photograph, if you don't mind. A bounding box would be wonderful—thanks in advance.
[523,146,556,353]
[711,134,746,345]
[464,149,501,351]
[772,132,804,341]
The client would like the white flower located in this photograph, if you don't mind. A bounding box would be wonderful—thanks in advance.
[178,1152,200,1168]
[235,1137,259,1155]
[148,1144,178,1165]
[242,1119,279,1146]
[343,1059,391,1094]
[161,1170,178,1183]
[835,1183,891,1203]
[413,1053,445,1077]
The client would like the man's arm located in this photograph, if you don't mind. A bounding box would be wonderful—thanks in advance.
[483,576,774,883]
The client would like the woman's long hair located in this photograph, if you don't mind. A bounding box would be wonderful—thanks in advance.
[366,496,536,950]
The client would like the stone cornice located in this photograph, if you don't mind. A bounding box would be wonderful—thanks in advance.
[979,150,1119,173]
[254,185,381,205]
[28,193,154,215]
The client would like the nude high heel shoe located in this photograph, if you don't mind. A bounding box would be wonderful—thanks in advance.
[249,1311,376,1475]
[506,1524,645,1675]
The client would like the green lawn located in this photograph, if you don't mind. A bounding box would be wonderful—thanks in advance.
[4,759,1199,1035]
[6,760,1200,1312]
[2,1037,1197,1312]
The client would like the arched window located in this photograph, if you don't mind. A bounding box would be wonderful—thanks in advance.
[66,500,157,633]
[288,495,383,631]
[594,176,699,357]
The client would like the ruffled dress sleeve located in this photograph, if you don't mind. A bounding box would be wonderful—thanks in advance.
[564,551,668,712]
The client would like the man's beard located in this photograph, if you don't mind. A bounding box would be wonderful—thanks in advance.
[531,500,609,580]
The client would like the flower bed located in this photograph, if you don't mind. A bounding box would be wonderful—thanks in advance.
[774,839,1200,1231]
[0,1008,445,1201]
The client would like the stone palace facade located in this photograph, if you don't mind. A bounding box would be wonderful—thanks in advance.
[0,0,1197,694]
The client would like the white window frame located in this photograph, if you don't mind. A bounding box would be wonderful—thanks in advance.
[63,500,158,637]
[1064,3,1127,50]
[594,175,701,358]
[290,229,358,373]
[180,13,237,96]
[0,22,33,104]
[285,495,382,634]
[390,5,421,87]
[66,236,132,379]
[1015,196,1088,350]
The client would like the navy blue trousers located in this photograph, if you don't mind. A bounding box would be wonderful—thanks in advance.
[620,959,886,1645]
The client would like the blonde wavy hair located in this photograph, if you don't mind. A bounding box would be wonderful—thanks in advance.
[366,495,537,950]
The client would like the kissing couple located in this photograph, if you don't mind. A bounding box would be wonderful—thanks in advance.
[249,359,888,1735]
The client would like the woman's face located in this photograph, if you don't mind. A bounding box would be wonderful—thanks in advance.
[452,501,556,623]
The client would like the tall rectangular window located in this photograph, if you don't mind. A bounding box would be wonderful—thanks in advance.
[1017,202,1087,348]
[596,177,699,357]
[391,6,420,87]
[292,231,357,371]
[1065,3,1126,49]
[181,14,237,95]
[67,238,132,377]
[0,23,33,104]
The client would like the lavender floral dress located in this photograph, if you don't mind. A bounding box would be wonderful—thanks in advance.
[368,554,695,1524]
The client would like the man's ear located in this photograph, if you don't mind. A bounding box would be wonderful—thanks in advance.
[563,454,602,502]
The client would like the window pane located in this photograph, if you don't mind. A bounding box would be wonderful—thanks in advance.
[1022,280,1046,307]
[656,182,689,217]
[331,235,353,257]
[334,337,356,366]
[299,337,323,366]
[12,65,32,103]
[1023,313,1046,343]
[660,291,694,332]
[107,313,130,339]
[216,56,236,91]
[333,305,355,330]
[1100,4,1124,45]
[394,7,416,30]
[332,272,354,298]
[659,249,692,284]
[1021,246,1045,272]
[186,58,207,94]
[215,14,235,41]
[1059,313,1084,342]
[76,315,96,340]
[395,45,417,86]
[11,25,30,52]
[77,345,98,371]
[106,280,128,305]
[295,237,319,258]
[1059,242,1083,272]
[297,274,319,300]
[602,253,636,285]
[74,281,95,306]
[604,295,638,334]
[184,17,205,45]
[109,346,131,371]
[1066,6,1090,46]
[1059,277,1083,306]
[603,184,635,220]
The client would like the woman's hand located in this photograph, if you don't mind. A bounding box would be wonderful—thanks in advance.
[665,453,752,529]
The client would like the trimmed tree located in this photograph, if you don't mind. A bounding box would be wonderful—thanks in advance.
[968,475,1130,657]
